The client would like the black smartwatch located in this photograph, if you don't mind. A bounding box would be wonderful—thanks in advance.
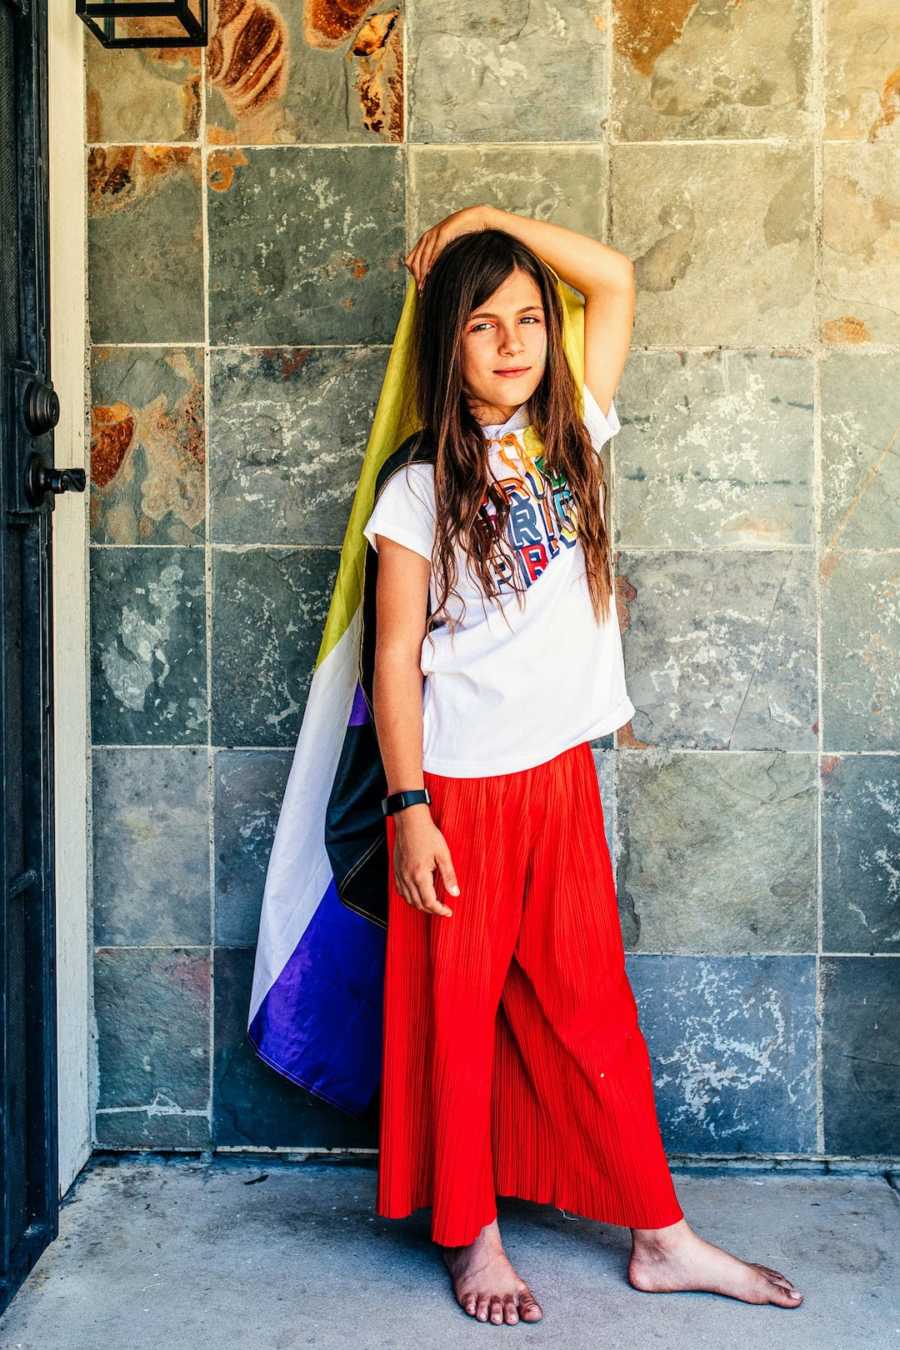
[382,787,432,817]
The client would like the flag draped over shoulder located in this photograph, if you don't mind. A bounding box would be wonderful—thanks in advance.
[247,266,588,1117]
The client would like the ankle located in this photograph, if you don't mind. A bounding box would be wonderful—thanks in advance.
[440,1219,504,1256]
[631,1218,688,1259]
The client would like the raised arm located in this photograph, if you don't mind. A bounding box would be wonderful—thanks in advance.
[404,203,635,422]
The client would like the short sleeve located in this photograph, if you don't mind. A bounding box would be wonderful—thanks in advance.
[362,462,435,561]
[582,382,621,453]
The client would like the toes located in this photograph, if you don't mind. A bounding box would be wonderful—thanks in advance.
[753,1262,802,1301]
[518,1286,544,1321]
[755,1262,791,1284]
[503,1295,519,1325]
[489,1295,504,1324]
[754,1268,801,1306]
[475,1293,491,1322]
[770,1283,803,1306]
[462,1292,478,1317]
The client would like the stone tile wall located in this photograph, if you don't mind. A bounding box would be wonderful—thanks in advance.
[85,1,899,1158]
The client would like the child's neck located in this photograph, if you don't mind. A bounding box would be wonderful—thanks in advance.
[477,400,529,429]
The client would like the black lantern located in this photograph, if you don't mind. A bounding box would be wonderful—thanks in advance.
[76,0,208,47]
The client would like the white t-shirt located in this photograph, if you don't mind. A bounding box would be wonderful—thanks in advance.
[362,383,635,776]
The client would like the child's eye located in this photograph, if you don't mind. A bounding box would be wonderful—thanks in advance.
[469,315,543,333]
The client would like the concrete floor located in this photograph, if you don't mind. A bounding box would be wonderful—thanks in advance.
[2,1156,898,1349]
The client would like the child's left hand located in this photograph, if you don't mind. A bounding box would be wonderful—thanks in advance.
[404,204,489,292]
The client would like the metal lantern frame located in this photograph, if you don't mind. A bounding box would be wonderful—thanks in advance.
[75,0,208,48]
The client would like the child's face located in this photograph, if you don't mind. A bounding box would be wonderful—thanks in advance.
[459,267,547,422]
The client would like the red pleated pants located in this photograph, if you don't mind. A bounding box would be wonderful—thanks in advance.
[376,738,684,1247]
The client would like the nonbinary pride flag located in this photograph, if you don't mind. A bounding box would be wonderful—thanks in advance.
[247,267,587,1116]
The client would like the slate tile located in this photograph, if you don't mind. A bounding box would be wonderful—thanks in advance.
[628,954,817,1154]
[823,956,900,1155]
[617,751,817,954]
[591,746,616,865]
[94,1109,211,1151]
[611,0,812,142]
[93,747,210,946]
[409,145,607,239]
[90,346,205,546]
[821,551,900,751]
[822,755,900,954]
[88,147,204,344]
[207,146,405,344]
[611,144,814,347]
[206,0,403,145]
[618,550,818,751]
[208,346,388,545]
[614,351,814,549]
[214,750,293,946]
[822,144,900,345]
[94,948,210,1112]
[820,351,900,551]
[824,0,900,143]
[86,44,201,143]
[211,547,338,747]
[408,0,607,144]
[90,547,208,745]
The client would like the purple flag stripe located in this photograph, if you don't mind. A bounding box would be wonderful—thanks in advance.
[349,680,370,727]
[247,877,385,1118]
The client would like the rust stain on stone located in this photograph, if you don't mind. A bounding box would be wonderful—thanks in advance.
[821,316,871,344]
[618,721,652,749]
[207,147,250,192]
[868,66,900,141]
[612,0,697,78]
[88,145,198,217]
[260,349,314,379]
[615,566,637,633]
[819,549,841,582]
[348,257,369,279]
[304,0,372,48]
[820,755,840,777]
[91,403,135,488]
[155,379,205,467]
[208,0,288,121]
[351,10,403,141]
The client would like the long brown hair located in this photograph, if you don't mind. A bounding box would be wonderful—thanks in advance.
[403,227,613,639]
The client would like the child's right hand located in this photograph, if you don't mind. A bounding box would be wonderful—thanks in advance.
[391,808,460,917]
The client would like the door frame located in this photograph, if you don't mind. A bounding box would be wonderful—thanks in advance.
[47,1,91,1195]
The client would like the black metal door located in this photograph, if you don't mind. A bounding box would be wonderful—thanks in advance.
[1,0,85,1315]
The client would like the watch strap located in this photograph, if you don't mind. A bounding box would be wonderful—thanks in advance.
[382,787,432,816]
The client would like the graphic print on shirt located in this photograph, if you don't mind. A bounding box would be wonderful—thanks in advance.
[480,431,578,592]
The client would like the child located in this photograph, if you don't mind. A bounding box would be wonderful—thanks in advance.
[361,206,804,1326]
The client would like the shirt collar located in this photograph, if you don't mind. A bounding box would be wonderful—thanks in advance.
[479,402,530,439]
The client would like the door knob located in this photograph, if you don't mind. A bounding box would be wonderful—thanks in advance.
[24,456,86,508]
[23,378,60,436]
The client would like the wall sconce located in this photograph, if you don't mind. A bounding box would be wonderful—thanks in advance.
[76,0,208,47]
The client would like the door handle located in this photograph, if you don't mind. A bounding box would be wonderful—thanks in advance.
[17,374,87,509]
[24,457,87,507]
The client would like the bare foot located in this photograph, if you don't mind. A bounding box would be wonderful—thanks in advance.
[439,1217,543,1325]
[628,1219,803,1308]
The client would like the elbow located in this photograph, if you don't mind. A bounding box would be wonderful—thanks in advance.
[374,637,423,677]
[612,256,636,291]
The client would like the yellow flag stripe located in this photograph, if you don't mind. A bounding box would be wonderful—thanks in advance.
[314,266,585,671]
